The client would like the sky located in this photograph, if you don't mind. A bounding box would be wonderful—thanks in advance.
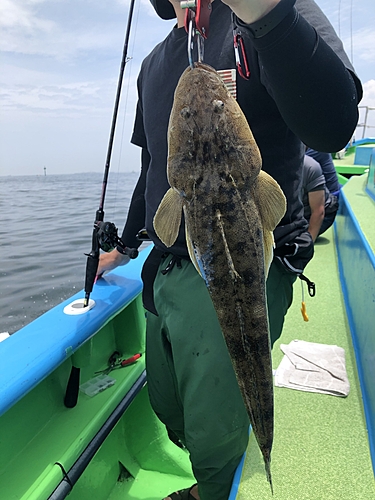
[1,0,375,177]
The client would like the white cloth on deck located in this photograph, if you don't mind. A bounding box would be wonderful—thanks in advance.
[275,339,350,397]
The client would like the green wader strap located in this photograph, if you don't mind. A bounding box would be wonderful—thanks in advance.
[141,247,165,316]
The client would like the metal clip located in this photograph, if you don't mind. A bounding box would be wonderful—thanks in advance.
[186,16,204,68]
[299,273,316,297]
[232,13,250,80]
[181,0,212,67]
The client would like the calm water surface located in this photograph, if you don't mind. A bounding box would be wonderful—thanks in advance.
[0,172,139,334]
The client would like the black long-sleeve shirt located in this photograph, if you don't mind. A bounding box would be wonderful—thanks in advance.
[120,0,361,254]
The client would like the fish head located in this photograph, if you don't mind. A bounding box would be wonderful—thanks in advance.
[167,63,262,201]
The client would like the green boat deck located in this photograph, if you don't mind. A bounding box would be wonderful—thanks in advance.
[237,225,375,499]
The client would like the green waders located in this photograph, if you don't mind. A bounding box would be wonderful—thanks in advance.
[266,258,297,347]
[145,254,296,500]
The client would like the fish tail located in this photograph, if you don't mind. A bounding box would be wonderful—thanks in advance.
[265,459,274,495]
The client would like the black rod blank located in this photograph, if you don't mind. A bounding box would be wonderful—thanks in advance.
[83,0,137,307]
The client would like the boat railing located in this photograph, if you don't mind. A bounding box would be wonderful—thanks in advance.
[357,106,375,139]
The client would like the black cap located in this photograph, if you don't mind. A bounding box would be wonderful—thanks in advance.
[149,0,176,20]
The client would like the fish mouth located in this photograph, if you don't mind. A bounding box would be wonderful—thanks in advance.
[191,62,217,74]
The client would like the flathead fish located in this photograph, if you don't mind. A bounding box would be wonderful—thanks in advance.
[153,63,286,490]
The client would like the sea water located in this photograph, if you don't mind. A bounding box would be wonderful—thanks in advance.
[0,171,139,334]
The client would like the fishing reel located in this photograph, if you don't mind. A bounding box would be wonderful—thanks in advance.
[95,221,119,252]
[95,220,138,259]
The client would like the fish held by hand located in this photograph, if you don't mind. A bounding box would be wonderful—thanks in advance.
[154,63,286,491]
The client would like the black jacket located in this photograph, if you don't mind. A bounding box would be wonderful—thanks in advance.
[121,0,361,266]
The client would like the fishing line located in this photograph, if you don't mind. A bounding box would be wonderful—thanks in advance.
[349,0,354,65]
[111,0,142,220]
[338,0,354,65]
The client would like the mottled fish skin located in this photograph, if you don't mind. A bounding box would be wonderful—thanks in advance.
[154,63,286,490]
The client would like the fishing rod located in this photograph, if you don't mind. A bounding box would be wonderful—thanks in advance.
[83,0,138,309]
[64,0,139,410]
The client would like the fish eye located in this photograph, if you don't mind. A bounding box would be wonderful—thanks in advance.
[213,100,224,113]
[181,107,191,119]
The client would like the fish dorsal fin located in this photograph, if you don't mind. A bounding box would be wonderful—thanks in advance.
[256,171,286,231]
[153,188,183,247]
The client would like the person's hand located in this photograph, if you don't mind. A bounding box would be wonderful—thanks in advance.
[220,0,281,25]
[96,248,130,278]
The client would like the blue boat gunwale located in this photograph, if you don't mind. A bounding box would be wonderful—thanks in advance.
[338,188,375,268]
[0,245,152,417]
[348,137,375,147]
[335,179,375,476]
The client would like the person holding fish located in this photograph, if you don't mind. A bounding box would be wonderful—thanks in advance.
[98,0,362,498]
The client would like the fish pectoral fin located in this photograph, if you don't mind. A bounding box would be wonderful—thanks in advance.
[185,218,204,279]
[256,171,286,231]
[153,188,183,247]
[263,230,274,277]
